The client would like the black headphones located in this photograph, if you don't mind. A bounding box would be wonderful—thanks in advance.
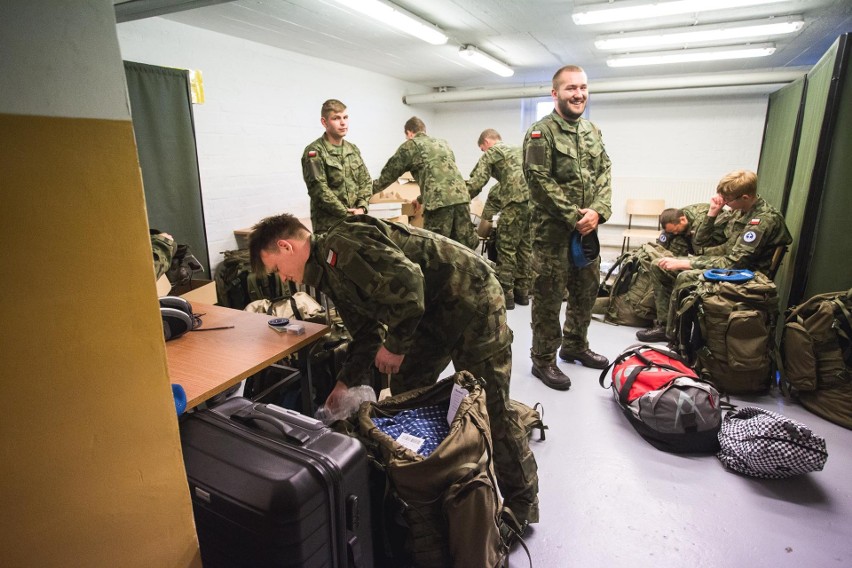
[160,296,195,341]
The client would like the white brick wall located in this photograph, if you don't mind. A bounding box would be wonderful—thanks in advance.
[119,18,770,273]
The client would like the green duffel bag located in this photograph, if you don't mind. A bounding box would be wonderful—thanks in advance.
[356,370,510,568]
[782,288,852,429]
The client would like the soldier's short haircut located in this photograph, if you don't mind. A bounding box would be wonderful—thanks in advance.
[249,213,310,276]
[321,99,346,120]
[716,170,757,201]
[477,128,502,146]
[552,65,586,90]
[660,208,685,227]
[405,116,426,134]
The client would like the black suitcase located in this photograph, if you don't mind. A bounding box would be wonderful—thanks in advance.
[179,397,373,567]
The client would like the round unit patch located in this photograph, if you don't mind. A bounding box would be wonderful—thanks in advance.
[659,233,668,243]
[743,230,757,243]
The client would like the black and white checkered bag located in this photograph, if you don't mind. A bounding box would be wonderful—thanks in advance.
[717,406,828,478]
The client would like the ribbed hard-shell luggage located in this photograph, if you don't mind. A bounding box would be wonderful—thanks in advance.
[179,396,373,567]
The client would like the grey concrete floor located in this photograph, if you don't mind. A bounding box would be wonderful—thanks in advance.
[502,301,852,568]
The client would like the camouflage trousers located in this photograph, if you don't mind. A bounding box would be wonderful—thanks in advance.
[530,242,601,365]
[494,201,532,297]
[649,262,705,334]
[424,203,478,249]
[389,280,540,524]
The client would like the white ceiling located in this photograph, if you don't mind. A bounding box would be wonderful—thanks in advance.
[119,0,851,90]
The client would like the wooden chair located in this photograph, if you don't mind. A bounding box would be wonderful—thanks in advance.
[621,198,666,254]
[766,244,788,280]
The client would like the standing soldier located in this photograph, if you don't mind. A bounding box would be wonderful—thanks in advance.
[373,116,478,249]
[249,213,540,531]
[523,65,612,391]
[467,128,532,310]
[302,99,373,234]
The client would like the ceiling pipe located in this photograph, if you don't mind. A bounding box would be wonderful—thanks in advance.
[402,67,808,104]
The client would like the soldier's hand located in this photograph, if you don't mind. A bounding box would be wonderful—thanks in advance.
[375,345,405,375]
[347,208,365,215]
[658,257,692,272]
[324,381,349,414]
[576,208,600,235]
[708,194,725,217]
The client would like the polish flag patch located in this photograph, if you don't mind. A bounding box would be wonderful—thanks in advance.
[326,249,337,267]
[530,130,542,139]
[749,218,761,225]
[308,150,318,157]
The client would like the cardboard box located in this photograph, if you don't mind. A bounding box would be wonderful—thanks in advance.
[171,279,217,305]
[371,173,424,227]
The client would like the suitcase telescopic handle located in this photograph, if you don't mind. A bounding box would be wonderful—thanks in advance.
[232,405,311,445]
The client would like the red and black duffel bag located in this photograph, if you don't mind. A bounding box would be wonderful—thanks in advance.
[599,344,723,453]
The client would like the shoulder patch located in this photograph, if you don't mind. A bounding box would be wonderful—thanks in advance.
[658,232,668,243]
[530,130,542,139]
[749,218,760,225]
[308,150,318,158]
[326,249,337,267]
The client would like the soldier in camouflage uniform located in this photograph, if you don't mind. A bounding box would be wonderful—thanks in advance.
[658,203,729,257]
[249,213,540,527]
[522,65,612,390]
[373,117,478,249]
[302,99,373,234]
[637,170,793,342]
[467,128,532,310]
[151,231,177,280]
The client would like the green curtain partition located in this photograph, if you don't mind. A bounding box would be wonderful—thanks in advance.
[124,61,210,277]
[756,77,806,213]
[778,35,850,309]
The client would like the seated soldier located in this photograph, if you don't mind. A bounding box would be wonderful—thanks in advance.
[151,230,176,280]
[637,170,793,342]
[658,203,729,257]
[249,213,539,529]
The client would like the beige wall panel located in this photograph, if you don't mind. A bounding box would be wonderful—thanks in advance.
[0,113,200,568]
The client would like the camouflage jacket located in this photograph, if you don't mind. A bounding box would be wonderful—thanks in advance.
[690,196,792,272]
[372,132,469,211]
[302,135,372,234]
[659,202,729,256]
[302,215,509,386]
[467,142,530,208]
[151,233,177,279]
[523,111,612,244]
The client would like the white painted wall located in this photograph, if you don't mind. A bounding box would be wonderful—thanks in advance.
[118,17,771,260]
[117,18,433,267]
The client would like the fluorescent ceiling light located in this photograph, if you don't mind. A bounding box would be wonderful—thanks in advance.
[333,0,448,45]
[573,0,788,26]
[607,43,776,67]
[458,45,514,77]
[595,16,804,50]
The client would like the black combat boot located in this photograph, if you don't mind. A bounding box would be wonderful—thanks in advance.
[558,347,609,369]
[531,364,571,390]
[636,323,668,342]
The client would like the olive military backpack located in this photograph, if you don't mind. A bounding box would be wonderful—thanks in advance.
[671,270,780,394]
[781,288,852,429]
[597,243,671,327]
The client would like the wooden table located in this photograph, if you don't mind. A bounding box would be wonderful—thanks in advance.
[166,302,329,410]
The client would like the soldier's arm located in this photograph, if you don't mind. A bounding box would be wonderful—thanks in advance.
[690,215,782,270]
[352,146,372,213]
[372,142,412,194]
[302,149,349,217]
[466,151,495,199]
[332,233,425,356]
[333,301,385,387]
[587,139,613,223]
[523,129,581,230]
